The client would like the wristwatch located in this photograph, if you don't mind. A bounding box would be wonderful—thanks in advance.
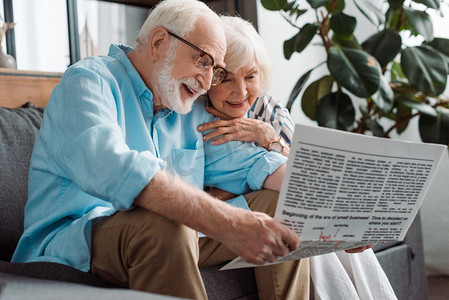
[267,138,286,153]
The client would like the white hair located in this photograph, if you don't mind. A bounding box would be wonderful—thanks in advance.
[136,0,219,46]
[157,41,206,114]
[220,15,272,96]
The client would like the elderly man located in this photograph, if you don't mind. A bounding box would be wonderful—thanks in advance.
[12,0,310,299]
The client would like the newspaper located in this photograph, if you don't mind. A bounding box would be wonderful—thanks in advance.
[221,124,447,270]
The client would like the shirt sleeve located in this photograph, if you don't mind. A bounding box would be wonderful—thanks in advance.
[203,139,287,195]
[42,66,162,210]
[247,94,294,145]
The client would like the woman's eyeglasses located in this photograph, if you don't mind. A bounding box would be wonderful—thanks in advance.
[167,31,228,86]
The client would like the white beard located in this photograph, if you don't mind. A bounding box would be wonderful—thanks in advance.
[157,47,206,114]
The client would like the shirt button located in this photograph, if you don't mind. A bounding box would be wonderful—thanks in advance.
[142,91,151,100]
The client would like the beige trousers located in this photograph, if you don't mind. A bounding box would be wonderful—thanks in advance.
[90,190,310,299]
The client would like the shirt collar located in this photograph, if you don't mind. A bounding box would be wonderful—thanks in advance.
[107,44,153,103]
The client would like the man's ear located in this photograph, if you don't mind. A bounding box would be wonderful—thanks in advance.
[149,26,170,60]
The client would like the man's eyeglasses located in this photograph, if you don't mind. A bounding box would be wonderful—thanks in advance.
[167,31,228,86]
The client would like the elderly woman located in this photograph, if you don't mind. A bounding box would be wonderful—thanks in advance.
[199,17,291,158]
[198,15,397,300]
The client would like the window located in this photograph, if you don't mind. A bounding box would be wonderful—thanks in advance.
[2,0,150,72]
[13,0,70,72]
[1,0,253,72]
[77,0,149,58]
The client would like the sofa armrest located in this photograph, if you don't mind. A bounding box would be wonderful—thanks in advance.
[0,272,178,300]
[374,212,428,300]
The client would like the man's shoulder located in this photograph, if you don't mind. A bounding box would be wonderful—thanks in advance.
[62,55,120,82]
[184,98,214,121]
[49,55,125,110]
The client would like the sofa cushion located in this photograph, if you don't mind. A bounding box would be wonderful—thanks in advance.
[0,272,172,300]
[0,106,44,261]
[0,261,115,288]
[200,263,258,300]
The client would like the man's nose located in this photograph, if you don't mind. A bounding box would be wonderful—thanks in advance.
[197,68,213,91]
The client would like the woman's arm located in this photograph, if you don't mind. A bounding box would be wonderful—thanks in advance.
[199,95,292,199]
[198,95,292,157]
[246,94,294,145]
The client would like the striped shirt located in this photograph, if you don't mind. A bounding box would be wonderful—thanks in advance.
[247,94,294,145]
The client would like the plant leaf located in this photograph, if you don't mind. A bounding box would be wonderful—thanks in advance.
[261,0,288,11]
[388,0,405,10]
[330,12,357,38]
[291,9,308,21]
[362,29,402,68]
[365,119,385,137]
[395,101,412,134]
[285,3,308,22]
[403,6,433,41]
[316,92,355,131]
[413,0,440,9]
[301,75,334,120]
[386,6,412,32]
[286,68,314,112]
[371,75,394,112]
[284,23,319,59]
[353,0,385,27]
[307,0,329,9]
[426,37,449,57]
[331,33,361,49]
[327,46,381,98]
[426,37,449,74]
[401,46,447,95]
[396,97,438,116]
[326,0,345,13]
[390,61,407,83]
[419,108,449,146]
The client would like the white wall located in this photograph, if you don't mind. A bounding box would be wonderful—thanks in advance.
[256,1,318,126]
[421,5,449,276]
[257,1,449,276]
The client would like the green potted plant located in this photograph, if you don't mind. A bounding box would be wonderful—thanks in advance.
[260,0,449,147]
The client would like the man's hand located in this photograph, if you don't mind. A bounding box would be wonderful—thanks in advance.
[135,170,296,265]
[136,169,372,267]
[198,106,278,149]
[217,210,299,265]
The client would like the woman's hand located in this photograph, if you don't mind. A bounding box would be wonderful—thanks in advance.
[344,243,376,253]
[198,105,279,148]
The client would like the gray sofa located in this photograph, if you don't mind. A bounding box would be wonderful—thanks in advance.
[0,105,428,299]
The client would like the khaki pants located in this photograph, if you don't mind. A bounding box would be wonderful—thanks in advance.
[90,190,309,299]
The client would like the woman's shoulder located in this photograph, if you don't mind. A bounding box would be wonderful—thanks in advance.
[248,94,294,144]
[249,94,290,118]
[255,94,282,106]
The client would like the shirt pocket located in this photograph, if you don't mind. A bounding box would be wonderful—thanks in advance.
[171,142,204,189]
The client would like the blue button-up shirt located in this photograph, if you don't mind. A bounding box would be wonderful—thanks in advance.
[12,44,287,271]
